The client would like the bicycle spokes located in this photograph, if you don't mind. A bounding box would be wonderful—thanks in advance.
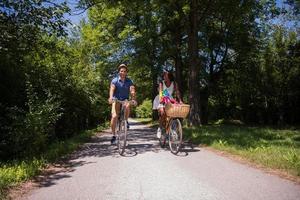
[168,119,183,154]
[117,120,127,155]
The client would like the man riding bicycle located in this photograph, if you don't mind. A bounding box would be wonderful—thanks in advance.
[108,64,137,144]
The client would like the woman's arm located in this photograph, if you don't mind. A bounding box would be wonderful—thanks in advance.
[159,82,163,101]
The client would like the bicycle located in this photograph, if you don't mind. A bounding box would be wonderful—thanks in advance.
[114,99,135,155]
[158,103,190,154]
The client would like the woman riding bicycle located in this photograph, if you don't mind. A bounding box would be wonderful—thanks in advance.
[153,70,183,138]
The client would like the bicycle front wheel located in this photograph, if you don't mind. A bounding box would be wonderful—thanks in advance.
[168,118,182,154]
[117,120,127,155]
[158,127,166,148]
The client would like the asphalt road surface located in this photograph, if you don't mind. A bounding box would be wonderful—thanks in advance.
[19,119,300,200]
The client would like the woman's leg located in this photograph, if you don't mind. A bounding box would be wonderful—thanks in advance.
[158,107,166,129]
[156,107,165,138]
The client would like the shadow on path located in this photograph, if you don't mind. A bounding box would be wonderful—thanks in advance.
[23,120,200,190]
[70,121,201,159]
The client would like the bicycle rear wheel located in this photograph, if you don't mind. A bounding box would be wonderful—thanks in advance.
[117,120,127,155]
[168,118,182,154]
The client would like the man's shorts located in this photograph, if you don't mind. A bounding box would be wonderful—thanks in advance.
[111,101,121,116]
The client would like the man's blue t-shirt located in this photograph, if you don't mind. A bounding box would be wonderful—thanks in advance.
[111,76,134,100]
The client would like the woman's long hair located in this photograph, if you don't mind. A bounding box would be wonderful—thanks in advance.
[162,72,174,82]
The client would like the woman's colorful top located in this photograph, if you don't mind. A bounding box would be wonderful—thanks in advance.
[160,81,177,104]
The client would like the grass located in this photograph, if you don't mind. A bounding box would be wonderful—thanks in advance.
[0,123,108,199]
[184,124,300,177]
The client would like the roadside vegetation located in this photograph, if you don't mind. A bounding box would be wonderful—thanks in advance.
[184,123,300,177]
[0,124,108,199]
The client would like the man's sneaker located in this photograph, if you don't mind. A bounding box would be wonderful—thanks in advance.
[111,136,116,145]
[157,128,162,139]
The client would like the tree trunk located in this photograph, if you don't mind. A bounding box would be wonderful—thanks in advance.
[200,87,208,124]
[174,25,184,98]
[188,0,201,126]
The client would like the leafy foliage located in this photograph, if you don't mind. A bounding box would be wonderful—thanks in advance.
[0,1,109,160]
[135,99,152,118]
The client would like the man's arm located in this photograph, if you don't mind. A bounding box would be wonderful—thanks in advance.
[108,84,116,104]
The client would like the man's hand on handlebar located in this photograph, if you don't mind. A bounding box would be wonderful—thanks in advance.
[131,99,137,106]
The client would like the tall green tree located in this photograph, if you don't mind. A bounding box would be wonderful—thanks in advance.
[76,0,300,125]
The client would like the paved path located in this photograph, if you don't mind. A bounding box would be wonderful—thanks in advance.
[20,119,300,200]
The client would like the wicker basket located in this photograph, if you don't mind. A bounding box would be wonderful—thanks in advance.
[165,103,190,118]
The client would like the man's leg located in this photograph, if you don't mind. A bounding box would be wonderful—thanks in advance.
[124,102,131,129]
[110,114,117,134]
[124,102,131,120]
[110,102,120,144]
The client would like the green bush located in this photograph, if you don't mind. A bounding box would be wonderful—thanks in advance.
[135,99,152,118]
[0,86,62,159]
